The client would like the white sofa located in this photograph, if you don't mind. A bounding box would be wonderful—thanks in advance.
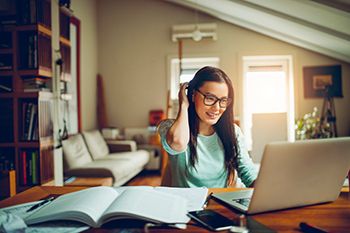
[62,130,150,186]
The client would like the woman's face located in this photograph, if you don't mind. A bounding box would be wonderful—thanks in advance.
[193,81,229,126]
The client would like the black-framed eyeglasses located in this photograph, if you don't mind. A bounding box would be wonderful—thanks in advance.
[196,89,232,108]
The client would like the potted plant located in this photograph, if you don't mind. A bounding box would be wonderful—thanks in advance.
[295,107,332,140]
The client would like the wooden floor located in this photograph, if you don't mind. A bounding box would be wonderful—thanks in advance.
[124,170,162,186]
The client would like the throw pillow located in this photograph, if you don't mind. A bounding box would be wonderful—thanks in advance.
[82,130,109,159]
[62,134,92,170]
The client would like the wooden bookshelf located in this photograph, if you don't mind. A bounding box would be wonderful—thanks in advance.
[59,7,72,84]
[0,0,71,199]
[59,6,72,110]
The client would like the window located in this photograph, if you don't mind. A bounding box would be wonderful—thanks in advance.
[242,56,295,158]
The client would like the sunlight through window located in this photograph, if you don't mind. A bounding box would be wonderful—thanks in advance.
[246,71,287,113]
[242,56,295,156]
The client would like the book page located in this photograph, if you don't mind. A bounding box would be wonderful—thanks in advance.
[114,186,208,211]
[113,186,153,193]
[25,186,119,227]
[100,189,189,225]
[154,187,208,211]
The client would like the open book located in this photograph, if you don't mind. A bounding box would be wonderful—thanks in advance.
[25,186,191,228]
[114,186,208,211]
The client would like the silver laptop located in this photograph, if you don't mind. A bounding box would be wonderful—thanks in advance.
[213,137,350,214]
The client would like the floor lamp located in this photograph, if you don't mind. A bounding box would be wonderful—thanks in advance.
[319,86,337,137]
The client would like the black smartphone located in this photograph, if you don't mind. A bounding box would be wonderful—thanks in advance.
[187,209,235,231]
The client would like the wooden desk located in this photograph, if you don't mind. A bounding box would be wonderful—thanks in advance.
[42,177,113,187]
[0,186,349,232]
[64,177,113,187]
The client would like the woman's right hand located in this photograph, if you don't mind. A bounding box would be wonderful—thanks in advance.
[178,82,189,109]
[167,82,190,151]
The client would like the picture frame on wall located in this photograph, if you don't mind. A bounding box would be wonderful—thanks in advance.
[303,65,343,98]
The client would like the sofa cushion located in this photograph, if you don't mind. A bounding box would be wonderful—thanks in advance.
[99,150,150,165]
[65,151,149,186]
[83,130,109,159]
[62,134,92,170]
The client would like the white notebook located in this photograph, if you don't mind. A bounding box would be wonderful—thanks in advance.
[25,186,192,228]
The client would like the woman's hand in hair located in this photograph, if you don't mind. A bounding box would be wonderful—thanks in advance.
[178,82,189,109]
[166,82,190,152]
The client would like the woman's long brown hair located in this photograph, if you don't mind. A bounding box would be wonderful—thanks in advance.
[186,66,238,185]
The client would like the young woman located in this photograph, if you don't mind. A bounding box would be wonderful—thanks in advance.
[158,66,257,188]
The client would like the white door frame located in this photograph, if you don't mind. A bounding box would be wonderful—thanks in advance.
[240,55,295,151]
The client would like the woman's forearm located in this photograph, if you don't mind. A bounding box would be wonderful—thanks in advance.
[166,104,190,151]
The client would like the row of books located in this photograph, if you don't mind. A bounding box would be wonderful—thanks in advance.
[20,150,39,185]
[18,32,38,69]
[38,32,52,68]
[23,77,51,92]
[18,32,52,70]
[16,0,51,27]
[59,8,70,39]
[0,155,15,171]
[0,77,51,93]
[22,102,39,141]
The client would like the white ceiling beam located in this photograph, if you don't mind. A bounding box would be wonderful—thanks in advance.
[245,0,350,36]
[166,0,350,63]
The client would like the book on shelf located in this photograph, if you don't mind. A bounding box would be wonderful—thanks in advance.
[27,104,37,140]
[16,0,41,25]
[22,102,31,140]
[16,0,51,27]
[22,76,51,92]
[27,151,32,184]
[0,84,12,92]
[20,150,39,185]
[21,151,27,185]
[31,151,38,184]
[33,31,38,68]
[0,155,15,171]
[23,87,50,92]
[18,32,49,70]
[0,65,13,70]
[22,102,39,141]
[25,186,191,228]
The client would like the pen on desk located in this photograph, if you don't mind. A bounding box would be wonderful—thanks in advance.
[26,196,55,212]
[299,222,328,233]
[203,192,213,208]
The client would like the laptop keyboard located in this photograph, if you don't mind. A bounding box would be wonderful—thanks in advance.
[232,198,251,207]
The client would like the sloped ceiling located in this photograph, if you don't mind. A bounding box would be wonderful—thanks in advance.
[166,0,350,63]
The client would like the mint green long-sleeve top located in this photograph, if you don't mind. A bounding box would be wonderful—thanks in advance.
[158,119,258,188]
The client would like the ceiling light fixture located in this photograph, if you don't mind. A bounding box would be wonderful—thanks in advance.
[171,23,218,42]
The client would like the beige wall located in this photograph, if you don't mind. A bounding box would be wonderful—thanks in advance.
[90,0,349,136]
[71,0,98,130]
